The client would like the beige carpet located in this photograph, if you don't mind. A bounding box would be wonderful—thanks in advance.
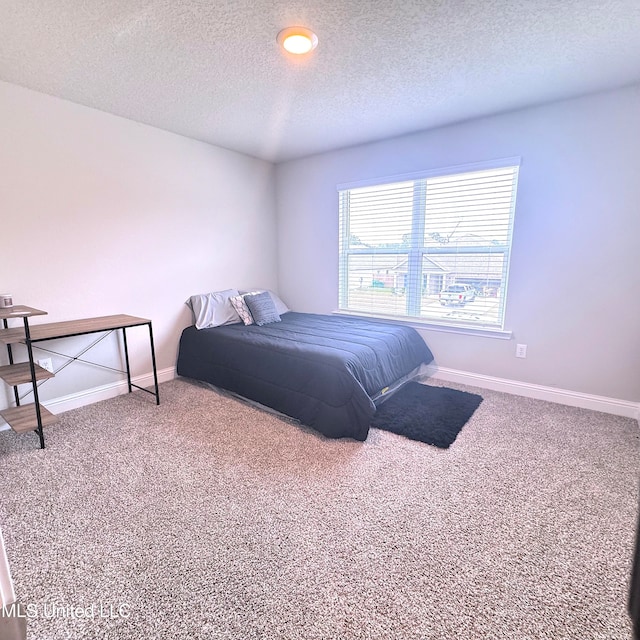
[0,378,638,639]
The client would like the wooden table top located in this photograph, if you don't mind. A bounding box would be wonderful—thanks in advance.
[0,314,151,344]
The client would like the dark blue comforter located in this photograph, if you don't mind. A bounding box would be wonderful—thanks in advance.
[177,312,433,440]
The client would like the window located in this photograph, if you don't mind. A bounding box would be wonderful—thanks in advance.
[338,159,520,330]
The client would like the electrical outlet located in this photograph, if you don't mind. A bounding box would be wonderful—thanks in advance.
[516,344,527,359]
[37,358,54,373]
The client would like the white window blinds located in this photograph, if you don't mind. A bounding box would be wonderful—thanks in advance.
[338,161,520,329]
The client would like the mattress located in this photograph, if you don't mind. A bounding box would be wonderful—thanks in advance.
[177,312,434,440]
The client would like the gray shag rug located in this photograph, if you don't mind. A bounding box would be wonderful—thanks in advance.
[0,378,638,640]
[371,382,483,447]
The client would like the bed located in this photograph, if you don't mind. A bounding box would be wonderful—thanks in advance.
[177,310,433,441]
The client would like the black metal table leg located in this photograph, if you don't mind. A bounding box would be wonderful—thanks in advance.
[122,327,132,394]
[23,317,45,449]
[147,322,160,405]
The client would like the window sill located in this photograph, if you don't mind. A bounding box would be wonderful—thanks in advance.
[332,310,513,340]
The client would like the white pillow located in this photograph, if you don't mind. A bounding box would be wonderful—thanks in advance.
[229,293,255,326]
[186,289,241,329]
[240,289,290,315]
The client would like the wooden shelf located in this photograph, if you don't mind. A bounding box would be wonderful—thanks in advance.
[0,328,24,346]
[0,362,54,386]
[1,306,53,448]
[0,305,47,321]
[0,404,57,434]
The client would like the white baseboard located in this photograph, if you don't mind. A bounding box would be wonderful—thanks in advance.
[424,364,640,421]
[43,367,176,414]
[2,365,638,431]
[0,367,176,430]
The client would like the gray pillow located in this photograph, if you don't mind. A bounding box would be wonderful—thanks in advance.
[244,291,281,326]
[239,289,290,315]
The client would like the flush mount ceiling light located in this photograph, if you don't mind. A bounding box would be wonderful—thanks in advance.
[277,26,318,55]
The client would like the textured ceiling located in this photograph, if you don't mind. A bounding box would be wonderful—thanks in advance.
[1,0,640,162]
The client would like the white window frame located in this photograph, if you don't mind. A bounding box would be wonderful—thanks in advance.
[337,158,521,337]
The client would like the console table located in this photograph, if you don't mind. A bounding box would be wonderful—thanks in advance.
[0,312,160,448]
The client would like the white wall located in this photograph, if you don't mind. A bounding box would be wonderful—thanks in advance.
[0,81,278,408]
[275,84,640,404]
[1,80,637,415]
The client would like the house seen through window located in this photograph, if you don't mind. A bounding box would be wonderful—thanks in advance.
[338,160,520,329]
